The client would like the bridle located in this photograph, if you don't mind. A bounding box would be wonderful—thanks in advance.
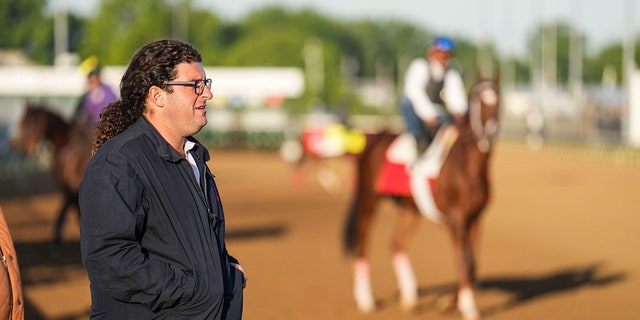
[468,81,499,153]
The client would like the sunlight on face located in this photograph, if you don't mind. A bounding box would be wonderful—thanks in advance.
[164,62,212,137]
[430,49,453,65]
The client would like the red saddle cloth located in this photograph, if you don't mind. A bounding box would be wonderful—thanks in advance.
[376,155,412,196]
[376,145,439,197]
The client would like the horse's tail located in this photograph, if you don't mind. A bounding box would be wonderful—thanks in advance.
[342,188,361,255]
[342,130,394,255]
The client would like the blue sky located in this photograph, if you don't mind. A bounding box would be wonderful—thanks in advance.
[54,0,637,57]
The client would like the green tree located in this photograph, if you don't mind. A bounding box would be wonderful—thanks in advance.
[222,7,334,67]
[452,38,487,88]
[68,14,89,55]
[187,9,225,66]
[344,20,428,81]
[524,20,640,86]
[584,44,623,85]
[0,0,53,64]
[221,7,363,109]
[78,0,173,65]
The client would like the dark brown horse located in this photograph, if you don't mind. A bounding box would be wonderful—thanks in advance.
[343,78,500,320]
[10,103,93,245]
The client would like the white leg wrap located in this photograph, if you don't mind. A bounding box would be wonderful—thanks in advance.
[457,287,480,320]
[392,252,417,310]
[353,259,375,313]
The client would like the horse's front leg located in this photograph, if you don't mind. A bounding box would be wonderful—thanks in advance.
[391,198,421,311]
[447,211,481,320]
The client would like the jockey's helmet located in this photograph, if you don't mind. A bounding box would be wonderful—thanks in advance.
[431,36,456,52]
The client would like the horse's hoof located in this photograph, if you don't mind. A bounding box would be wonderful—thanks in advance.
[355,300,376,313]
[353,287,375,313]
[459,305,481,320]
[458,287,480,320]
[462,312,481,320]
[400,297,417,312]
[460,307,481,320]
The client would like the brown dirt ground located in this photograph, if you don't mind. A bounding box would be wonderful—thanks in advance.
[1,140,639,319]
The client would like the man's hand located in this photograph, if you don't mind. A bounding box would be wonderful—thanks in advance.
[424,117,439,130]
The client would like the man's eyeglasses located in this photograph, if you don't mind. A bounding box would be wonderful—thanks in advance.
[164,78,212,95]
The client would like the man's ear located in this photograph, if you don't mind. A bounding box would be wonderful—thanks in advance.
[148,86,165,107]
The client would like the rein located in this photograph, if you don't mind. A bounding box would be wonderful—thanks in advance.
[468,81,499,153]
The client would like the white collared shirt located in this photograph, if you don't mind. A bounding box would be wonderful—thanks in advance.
[184,139,200,182]
[403,58,468,120]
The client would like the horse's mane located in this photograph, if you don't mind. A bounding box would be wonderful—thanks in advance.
[24,103,70,131]
[23,103,96,153]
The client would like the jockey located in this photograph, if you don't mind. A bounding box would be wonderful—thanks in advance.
[400,36,467,155]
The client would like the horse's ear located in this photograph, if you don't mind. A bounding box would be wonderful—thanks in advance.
[493,68,501,86]
[475,70,485,83]
[24,103,48,114]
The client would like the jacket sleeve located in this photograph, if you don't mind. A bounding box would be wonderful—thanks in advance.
[403,59,438,120]
[443,69,468,114]
[79,153,196,312]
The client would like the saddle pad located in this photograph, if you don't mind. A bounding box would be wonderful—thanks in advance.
[376,158,412,196]
[376,132,419,196]
[376,126,458,223]
[385,133,416,164]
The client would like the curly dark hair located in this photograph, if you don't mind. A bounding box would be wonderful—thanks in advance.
[92,39,202,154]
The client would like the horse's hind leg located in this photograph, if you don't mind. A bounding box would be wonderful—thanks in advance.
[350,193,380,313]
[391,199,421,311]
[52,193,78,246]
[52,197,71,245]
[353,256,375,313]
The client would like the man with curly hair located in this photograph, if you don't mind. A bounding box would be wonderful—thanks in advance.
[79,39,246,319]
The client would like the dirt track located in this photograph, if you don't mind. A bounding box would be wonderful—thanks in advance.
[1,141,639,319]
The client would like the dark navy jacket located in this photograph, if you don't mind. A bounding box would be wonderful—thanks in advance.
[79,117,243,319]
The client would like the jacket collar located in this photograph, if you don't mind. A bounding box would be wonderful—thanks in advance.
[133,117,210,163]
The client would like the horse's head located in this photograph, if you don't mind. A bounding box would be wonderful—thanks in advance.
[10,103,66,155]
[468,77,500,153]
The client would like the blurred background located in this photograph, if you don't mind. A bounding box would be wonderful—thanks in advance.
[1,0,640,319]
[2,0,640,155]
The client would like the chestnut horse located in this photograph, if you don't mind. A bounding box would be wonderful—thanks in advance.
[11,104,93,245]
[343,79,500,320]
